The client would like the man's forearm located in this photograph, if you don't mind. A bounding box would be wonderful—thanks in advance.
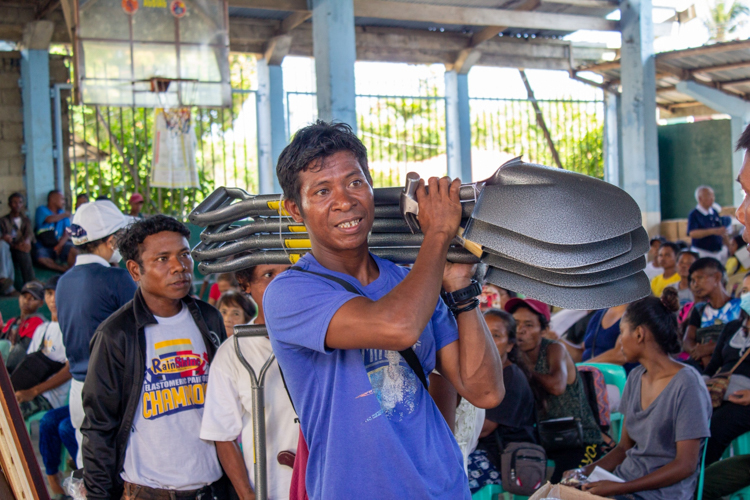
[31,364,71,395]
[689,228,719,238]
[453,308,504,408]
[216,440,255,500]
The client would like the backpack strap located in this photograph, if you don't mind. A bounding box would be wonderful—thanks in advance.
[290,265,428,390]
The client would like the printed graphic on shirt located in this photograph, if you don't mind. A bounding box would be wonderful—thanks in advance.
[361,345,421,423]
[701,299,742,328]
[142,338,209,420]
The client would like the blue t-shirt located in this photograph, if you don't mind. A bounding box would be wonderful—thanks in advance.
[264,253,469,500]
[57,261,138,381]
[687,207,730,252]
[582,309,638,374]
[35,205,70,240]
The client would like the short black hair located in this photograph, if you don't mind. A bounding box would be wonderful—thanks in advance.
[658,241,680,256]
[8,192,23,205]
[737,122,750,151]
[276,120,372,208]
[688,257,725,277]
[78,236,110,254]
[47,189,61,202]
[676,249,699,261]
[733,234,747,250]
[118,214,190,266]
[76,193,89,201]
[484,308,517,342]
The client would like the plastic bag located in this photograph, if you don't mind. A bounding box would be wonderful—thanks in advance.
[63,472,87,500]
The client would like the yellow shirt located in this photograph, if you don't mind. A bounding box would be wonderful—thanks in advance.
[651,273,681,297]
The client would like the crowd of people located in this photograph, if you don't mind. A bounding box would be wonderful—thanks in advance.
[1,120,750,499]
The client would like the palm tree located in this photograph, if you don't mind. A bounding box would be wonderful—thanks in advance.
[703,0,749,42]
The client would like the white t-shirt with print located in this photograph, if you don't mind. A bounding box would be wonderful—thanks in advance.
[27,321,70,409]
[200,326,298,500]
[121,305,222,491]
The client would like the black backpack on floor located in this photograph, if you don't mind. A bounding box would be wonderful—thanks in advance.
[500,442,547,496]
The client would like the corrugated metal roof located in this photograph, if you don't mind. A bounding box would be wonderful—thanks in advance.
[577,39,750,115]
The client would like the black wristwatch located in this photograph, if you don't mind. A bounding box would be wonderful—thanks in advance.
[441,279,482,309]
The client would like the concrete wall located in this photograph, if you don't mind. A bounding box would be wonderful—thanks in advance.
[0,52,68,214]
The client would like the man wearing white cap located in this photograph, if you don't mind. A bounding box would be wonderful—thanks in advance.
[56,200,138,466]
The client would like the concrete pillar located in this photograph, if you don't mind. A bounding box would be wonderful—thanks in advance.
[675,80,750,208]
[21,49,54,216]
[603,91,622,188]
[620,0,660,232]
[311,0,357,129]
[445,70,472,181]
[256,59,286,194]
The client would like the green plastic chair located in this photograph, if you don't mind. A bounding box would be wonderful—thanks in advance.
[577,362,627,441]
[25,409,49,437]
[471,484,529,500]
[696,434,710,500]
[0,339,10,363]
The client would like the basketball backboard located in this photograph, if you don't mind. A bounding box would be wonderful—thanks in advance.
[75,0,231,107]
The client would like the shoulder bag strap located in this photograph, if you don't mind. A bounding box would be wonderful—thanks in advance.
[290,266,428,390]
[727,327,750,376]
[36,323,51,353]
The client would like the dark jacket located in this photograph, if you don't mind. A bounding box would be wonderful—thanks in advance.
[0,212,34,246]
[81,288,227,500]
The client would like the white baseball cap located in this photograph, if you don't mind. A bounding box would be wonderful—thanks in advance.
[70,200,128,245]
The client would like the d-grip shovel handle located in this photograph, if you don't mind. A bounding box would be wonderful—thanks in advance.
[400,172,483,258]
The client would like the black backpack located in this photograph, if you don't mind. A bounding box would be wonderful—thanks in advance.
[500,442,547,496]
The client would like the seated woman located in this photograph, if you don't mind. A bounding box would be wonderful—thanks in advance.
[564,288,712,499]
[466,309,537,493]
[505,297,603,483]
[703,271,750,465]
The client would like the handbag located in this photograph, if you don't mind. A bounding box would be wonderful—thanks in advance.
[36,227,58,248]
[706,339,750,408]
[10,324,66,391]
[537,416,584,452]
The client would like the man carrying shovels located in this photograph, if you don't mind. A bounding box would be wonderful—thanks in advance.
[264,120,505,499]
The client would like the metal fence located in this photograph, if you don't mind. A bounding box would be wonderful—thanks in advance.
[286,91,447,187]
[65,90,604,220]
[66,89,259,218]
[471,97,605,179]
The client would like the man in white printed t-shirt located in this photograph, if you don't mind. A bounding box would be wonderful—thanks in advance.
[81,216,229,500]
[201,263,298,500]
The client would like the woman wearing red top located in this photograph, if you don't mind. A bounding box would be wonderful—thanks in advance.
[1,280,46,372]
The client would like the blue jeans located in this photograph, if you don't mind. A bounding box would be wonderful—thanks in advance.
[39,406,78,476]
[34,240,73,262]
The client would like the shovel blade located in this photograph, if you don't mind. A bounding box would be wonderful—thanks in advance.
[482,253,646,287]
[468,219,634,269]
[473,158,642,246]
[484,267,651,309]
[542,226,649,275]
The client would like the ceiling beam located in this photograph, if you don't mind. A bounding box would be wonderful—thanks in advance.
[264,34,293,65]
[719,77,750,89]
[353,0,619,32]
[279,10,311,34]
[229,0,307,11]
[452,0,541,73]
[229,0,618,32]
[539,0,618,9]
[691,60,750,75]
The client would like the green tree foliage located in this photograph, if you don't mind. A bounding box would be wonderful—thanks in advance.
[472,98,604,179]
[703,0,749,42]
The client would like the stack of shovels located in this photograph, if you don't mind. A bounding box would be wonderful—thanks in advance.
[189,157,651,310]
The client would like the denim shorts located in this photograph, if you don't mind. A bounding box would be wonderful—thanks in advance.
[34,240,73,261]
